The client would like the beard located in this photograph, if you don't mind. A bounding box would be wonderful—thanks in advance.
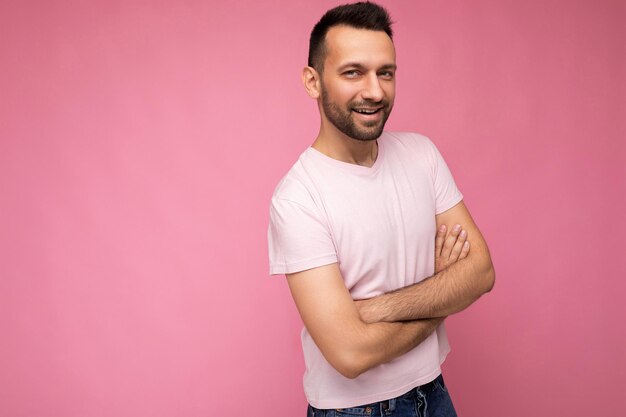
[320,86,392,142]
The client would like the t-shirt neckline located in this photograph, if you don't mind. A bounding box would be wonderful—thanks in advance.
[305,135,385,176]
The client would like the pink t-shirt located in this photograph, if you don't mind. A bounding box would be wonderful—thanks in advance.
[268,132,463,409]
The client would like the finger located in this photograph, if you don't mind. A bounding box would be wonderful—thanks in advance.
[442,224,461,259]
[449,229,467,261]
[435,225,447,256]
[459,240,470,259]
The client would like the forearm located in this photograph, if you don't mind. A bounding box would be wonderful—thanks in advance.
[359,254,494,323]
[286,263,447,379]
[339,317,444,378]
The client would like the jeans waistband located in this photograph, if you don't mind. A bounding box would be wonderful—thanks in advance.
[378,374,442,412]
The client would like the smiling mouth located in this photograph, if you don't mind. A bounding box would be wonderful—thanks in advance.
[352,108,382,115]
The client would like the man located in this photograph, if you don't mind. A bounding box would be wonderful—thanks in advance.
[268,2,495,416]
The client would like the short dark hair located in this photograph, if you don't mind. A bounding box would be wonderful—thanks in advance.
[308,2,394,72]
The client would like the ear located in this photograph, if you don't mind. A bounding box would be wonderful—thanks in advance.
[302,66,321,99]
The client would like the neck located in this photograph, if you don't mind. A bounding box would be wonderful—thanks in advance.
[312,123,380,168]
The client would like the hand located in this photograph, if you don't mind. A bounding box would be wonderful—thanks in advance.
[434,224,470,274]
[356,223,470,324]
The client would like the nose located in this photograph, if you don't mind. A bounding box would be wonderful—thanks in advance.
[361,73,384,102]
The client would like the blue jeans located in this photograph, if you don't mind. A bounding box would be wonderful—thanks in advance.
[307,374,457,417]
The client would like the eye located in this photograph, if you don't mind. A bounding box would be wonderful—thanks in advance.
[379,71,394,80]
[343,70,361,78]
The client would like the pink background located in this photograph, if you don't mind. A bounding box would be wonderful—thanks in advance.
[1,1,624,416]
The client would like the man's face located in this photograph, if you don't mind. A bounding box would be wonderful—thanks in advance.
[319,25,396,141]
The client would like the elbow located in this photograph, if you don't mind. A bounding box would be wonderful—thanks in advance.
[330,350,370,379]
[483,264,495,293]
[337,366,363,380]
[321,321,382,379]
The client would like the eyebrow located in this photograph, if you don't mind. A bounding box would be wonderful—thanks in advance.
[337,63,397,71]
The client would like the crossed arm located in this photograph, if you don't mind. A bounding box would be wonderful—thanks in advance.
[356,201,495,324]
[286,201,495,379]
[287,263,444,379]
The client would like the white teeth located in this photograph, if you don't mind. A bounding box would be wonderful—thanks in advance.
[355,109,378,114]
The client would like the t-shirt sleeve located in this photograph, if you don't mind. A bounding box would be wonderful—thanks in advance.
[268,197,338,275]
[428,140,463,214]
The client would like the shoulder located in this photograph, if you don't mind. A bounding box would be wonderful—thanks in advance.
[382,131,437,152]
[382,131,440,161]
[270,150,321,213]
